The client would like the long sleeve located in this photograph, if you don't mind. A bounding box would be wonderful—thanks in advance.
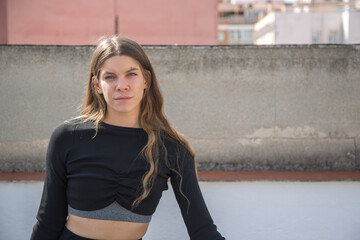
[31,123,72,240]
[170,147,225,240]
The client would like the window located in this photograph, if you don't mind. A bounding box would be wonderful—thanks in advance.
[312,32,321,43]
[328,31,338,43]
[218,32,225,42]
[242,29,253,41]
[229,30,241,44]
[229,29,253,44]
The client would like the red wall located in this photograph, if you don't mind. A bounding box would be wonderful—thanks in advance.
[116,0,218,45]
[4,0,217,45]
[0,0,8,44]
[6,0,114,45]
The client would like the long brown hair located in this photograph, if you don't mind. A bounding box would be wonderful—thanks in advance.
[76,36,196,209]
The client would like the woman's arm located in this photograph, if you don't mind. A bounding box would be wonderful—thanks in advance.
[31,123,72,240]
[170,146,225,240]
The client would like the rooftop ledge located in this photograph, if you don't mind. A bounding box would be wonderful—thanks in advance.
[1,171,360,182]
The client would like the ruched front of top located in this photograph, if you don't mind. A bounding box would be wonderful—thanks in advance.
[65,122,169,216]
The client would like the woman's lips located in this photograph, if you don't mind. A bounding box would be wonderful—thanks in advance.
[114,97,132,102]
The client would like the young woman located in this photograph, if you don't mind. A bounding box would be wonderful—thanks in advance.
[31,36,225,240]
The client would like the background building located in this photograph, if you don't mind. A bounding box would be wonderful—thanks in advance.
[254,0,360,44]
[218,0,286,44]
[1,0,359,46]
[0,0,218,45]
[218,0,360,45]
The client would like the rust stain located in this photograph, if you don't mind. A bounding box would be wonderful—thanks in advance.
[198,171,360,181]
[1,171,360,181]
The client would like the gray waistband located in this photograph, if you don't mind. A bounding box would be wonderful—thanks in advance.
[68,201,152,223]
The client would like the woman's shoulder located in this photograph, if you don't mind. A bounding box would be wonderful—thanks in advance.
[51,118,95,138]
[162,132,193,159]
[162,131,183,148]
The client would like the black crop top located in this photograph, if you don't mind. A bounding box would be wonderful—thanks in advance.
[31,120,225,240]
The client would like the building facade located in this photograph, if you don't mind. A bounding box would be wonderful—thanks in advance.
[254,0,360,44]
[217,0,286,45]
[0,0,218,45]
[218,0,360,45]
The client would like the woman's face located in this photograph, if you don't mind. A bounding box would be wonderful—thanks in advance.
[95,55,148,124]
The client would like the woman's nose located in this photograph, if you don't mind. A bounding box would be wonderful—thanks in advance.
[115,77,129,91]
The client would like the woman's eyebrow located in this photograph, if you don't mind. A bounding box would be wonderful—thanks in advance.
[103,71,116,75]
[103,68,138,75]
[126,67,139,73]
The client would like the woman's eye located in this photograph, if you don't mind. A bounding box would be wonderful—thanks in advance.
[128,72,137,77]
[104,76,114,80]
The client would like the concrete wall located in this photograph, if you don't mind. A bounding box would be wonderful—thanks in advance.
[0,45,359,172]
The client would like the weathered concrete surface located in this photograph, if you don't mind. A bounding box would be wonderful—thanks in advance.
[0,45,359,172]
[192,138,356,171]
[0,141,47,172]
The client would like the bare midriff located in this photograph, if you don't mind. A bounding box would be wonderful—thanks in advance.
[66,213,149,240]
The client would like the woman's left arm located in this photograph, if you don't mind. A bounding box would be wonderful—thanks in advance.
[170,147,225,240]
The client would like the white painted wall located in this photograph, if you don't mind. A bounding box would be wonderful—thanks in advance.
[1,181,360,240]
[255,12,360,44]
[276,13,313,44]
[348,12,360,43]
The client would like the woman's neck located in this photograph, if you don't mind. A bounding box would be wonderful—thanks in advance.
[102,112,140,128]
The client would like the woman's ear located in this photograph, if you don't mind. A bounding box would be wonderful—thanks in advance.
[93,76,103,94]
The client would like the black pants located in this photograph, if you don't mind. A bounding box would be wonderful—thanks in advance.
[59,226,142,240]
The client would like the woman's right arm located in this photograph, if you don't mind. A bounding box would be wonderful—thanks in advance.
[31,123,73,240]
